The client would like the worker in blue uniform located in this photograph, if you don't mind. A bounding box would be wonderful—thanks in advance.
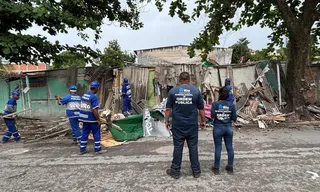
[224,78,235,104]
[55,85,82,144]
[122,78,133,116]
[211,87,237,175]
[165,72,206,179]
[2,91,21,143]
[79,81,106,154]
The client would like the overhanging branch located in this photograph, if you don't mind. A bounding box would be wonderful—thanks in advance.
[301,0,320,27]
[275,0,298,30]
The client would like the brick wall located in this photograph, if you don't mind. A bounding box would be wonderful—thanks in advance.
[11,63,48,73]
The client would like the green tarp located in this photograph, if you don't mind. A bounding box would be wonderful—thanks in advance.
[202,61,214,67]
[108,111,164,141]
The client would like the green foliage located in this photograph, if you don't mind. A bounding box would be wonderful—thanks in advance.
[309,34,320,63]
[100,40,136,67]
[52,51,86,69]
[250,49,272,61]
[153,0,319,60]
[276,47,289,61]
[0,0,144,64]
[229,38,251,63]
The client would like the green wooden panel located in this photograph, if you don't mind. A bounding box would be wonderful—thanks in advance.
[0,78,9,112]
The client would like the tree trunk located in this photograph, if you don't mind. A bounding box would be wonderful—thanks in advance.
[285,27,310,118]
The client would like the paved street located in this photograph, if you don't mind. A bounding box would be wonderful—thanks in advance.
[0,127,320,192]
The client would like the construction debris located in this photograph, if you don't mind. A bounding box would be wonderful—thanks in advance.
[307,105,320,114]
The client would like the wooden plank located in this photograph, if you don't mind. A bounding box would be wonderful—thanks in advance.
[257,115,286,121]
[248,87,264,95]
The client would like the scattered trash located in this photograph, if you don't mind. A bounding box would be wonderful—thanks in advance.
[306,171,319,180]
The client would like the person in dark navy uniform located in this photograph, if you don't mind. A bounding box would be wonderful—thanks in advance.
[211,87,237,175]
[165,72,206,179]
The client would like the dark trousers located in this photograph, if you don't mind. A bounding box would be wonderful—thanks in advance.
[171,126,200,175]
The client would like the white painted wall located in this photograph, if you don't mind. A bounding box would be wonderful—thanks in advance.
[203,65,256,89]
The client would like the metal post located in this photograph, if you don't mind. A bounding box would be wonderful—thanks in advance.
[25,76,31,117]
[277,63,282,106]
[20,78,26,116]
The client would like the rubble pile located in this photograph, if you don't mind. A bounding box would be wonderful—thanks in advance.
[235,65,286,128]
[0,116,71,141]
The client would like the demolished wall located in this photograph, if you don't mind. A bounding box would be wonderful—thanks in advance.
[135,45,232,66]
[203,64,256,89]
[0,67,114,118]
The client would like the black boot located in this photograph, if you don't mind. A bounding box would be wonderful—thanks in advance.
[225,166,234,175]
[212,167,220,175]
[166,169,180,179]
[193,171,201,178]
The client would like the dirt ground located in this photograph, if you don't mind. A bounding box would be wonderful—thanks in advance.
[0,126,320,192]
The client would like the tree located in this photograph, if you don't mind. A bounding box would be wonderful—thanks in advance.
[52,51,86,69]
[309,34,320,63]
[276,47,289,61]
[100,40,136,67]
[251,49,272,61]
[0,0,143,64]
[230,38,251,63]
[154,0,320,114]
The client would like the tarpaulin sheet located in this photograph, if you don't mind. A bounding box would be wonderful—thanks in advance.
[108,114,144,141]
[108,111,165,141]
[143,108,170,137]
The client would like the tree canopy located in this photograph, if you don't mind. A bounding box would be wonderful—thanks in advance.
[154,0,320,113]
[100,40,136,67]
[153,0,319,59]
[229,38,251,63]
[0,0,144,64]
[52,51,86,69]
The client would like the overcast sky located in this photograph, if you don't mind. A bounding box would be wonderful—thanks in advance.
[25,1,273,52]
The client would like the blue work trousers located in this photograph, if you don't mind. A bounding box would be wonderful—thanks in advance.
[171,126,200,175]
[123,98,133,116]
[69,118,81,142]
[2,119,20,142]
[213,125,234,168]
[79,122,101,152]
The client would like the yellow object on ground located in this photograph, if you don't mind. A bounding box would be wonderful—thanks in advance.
[88,131,123,147]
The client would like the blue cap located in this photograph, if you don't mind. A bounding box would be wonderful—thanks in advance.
[12,91,20,96]
[69,85,77,90]
[90,81,100,89]
[123,78,128,83]
[225,78,231,85]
